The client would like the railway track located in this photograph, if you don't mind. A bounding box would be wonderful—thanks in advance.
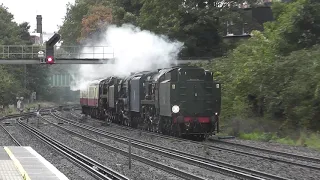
[69,110,320,171]
[210,140,320,167]
[0,108,50,146]
[17,118,130,180]
[52,110,289,180]
[0,123,21,146]
[0,106,61,121]
[0,112,38,120]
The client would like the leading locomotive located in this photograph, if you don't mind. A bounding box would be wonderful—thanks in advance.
[80,65,221,140]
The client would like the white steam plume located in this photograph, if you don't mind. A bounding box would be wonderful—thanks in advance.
[68,24,183,91]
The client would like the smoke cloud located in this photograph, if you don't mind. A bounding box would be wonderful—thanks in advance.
[68,24,183,91]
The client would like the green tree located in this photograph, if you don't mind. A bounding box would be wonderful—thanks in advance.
[80,5,113,40]
[138,0,223,57]
[0,4,51,104]
[198,0,320,133]
[108,0,143,25]
[264,0,320,54]
[59,1,91,45]
[0,66,21,106]
[19,22,33,45]
[0,4,22,45]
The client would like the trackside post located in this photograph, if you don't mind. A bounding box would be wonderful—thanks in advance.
[36,111,40,128]
[128,139,132,169]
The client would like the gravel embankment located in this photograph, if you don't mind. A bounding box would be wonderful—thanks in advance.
[5,120,96,180]
[0,120,19,146]
[44,115,236,180]
[66,111,320,180]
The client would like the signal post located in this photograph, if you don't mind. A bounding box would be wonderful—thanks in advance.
[43,33,61,64]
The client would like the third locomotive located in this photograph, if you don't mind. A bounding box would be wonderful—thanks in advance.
[80,65,221,140]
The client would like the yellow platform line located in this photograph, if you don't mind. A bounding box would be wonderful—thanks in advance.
[4,147,31,180]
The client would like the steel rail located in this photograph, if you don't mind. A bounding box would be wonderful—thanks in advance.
[51,112,289,180]
[17,120,129,180]
[0,112,36,120]
[0,123,21,146]
[0,105,61,121]
[210,139,320,165]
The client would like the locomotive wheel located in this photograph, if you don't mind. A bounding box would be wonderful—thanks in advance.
[158,117,163,134]
[90,108,94,118]
[161,117,170,135]
[132,117,138,128]
[198,135,205,141]
[172,123,181,137]
[148,122,152,132]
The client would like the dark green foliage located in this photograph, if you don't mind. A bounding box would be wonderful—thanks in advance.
[198,0,320,134]
[137,0,230,57]
[58,1,91,45]
[19,22,33,45]
[0,4,21,45]
[264,0,320,54]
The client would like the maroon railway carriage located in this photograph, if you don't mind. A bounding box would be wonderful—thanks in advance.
[80,81,100,116]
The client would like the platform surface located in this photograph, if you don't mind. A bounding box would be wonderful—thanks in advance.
[0,146,69,180]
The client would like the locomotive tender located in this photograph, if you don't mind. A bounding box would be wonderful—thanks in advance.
[80,65,221,140]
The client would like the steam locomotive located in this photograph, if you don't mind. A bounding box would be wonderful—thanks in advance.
[80,65,221,140]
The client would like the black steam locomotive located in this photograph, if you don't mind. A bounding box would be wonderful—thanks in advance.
[80,65,221,140]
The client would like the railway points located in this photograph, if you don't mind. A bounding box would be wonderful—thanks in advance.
[0,146,68,180]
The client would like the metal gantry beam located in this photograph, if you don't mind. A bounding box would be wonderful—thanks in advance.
[0,59,209,64]
[0,45,212,64]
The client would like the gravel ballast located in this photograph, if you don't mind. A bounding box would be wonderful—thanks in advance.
[43,115,237,180]
[66,111,320,180]
[5,120,97,180]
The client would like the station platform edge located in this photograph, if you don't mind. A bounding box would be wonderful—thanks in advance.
[0,146,68,180]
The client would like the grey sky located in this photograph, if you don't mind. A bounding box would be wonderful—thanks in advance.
[0,0,75,33]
